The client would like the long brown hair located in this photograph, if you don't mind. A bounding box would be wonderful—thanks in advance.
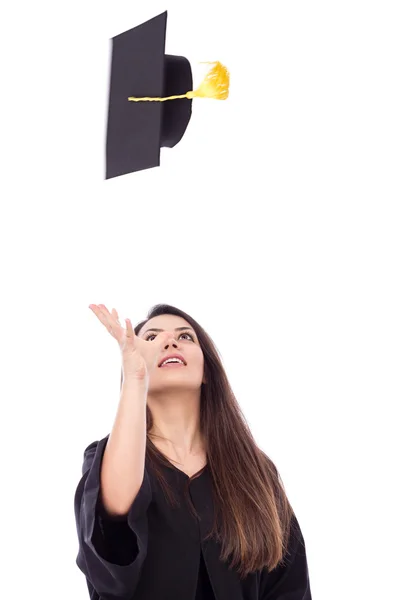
[132,303,295,578]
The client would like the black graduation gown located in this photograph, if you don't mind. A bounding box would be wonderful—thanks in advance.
[74,436,312,600]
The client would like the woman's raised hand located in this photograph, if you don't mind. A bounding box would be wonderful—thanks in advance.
[89,304,174,382]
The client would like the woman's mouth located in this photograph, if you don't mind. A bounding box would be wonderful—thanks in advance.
[159,355,186,367]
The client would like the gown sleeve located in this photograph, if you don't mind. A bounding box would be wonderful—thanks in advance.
[74,436,152,600]
[260,513,312,600]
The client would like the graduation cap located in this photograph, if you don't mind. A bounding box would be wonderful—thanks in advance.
[105,11,230,179]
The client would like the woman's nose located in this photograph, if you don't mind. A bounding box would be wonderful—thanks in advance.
[164,336,178,348]
[164,342,178,348]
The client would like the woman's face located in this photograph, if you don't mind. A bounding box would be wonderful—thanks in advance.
[137,314,206,394]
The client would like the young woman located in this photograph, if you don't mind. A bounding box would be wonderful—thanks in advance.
[74,303,312,600]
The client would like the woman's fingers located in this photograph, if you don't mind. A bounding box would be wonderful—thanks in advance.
[111,308,121,324]
[89,304,111,329]
[100,305,123,329]
[125,318,135,342]
[98,304,112,317]
[89,304,123,339]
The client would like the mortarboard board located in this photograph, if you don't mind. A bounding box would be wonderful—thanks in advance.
[105,11,229,179]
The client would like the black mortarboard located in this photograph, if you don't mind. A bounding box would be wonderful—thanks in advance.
[105,11,229,179]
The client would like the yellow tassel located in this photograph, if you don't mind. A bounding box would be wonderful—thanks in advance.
[127,61,230,102]
[187,61,230,100]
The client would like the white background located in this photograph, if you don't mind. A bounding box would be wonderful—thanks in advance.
[1,1,399,599]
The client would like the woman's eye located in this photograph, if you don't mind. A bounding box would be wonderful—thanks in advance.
[145,332,194,342]
[180,333,194,341]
